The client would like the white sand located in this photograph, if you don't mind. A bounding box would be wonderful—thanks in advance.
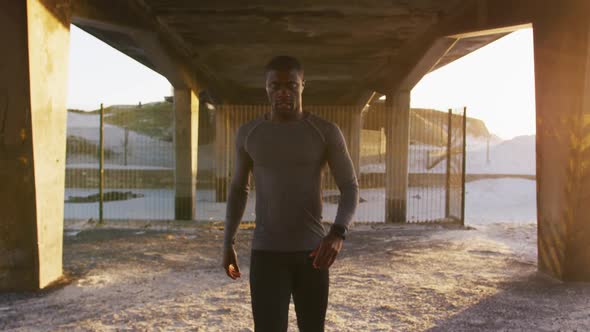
[64,178,537,225]
[361,135,536,176]
[2,222,589,331]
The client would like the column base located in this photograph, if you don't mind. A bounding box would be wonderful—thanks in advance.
[563,240,590,282]
[0,268,37,292]
[174,197,195,220]
[215,177,228,202]
[385,199,406,223]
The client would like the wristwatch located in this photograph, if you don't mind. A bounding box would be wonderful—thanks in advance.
[329,224,347,240]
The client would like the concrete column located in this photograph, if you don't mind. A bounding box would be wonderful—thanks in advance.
[215,106,229,202]
[384,91,411,223]
[0,0,71,291]
[174,89,199,220]
[533,0,590,281]
[349,108,362,176]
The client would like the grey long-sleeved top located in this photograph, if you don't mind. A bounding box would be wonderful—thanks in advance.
[223,111,359,252]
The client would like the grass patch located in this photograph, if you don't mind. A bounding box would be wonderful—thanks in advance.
[65,191,145,203]
[68,102,174,141]
[103,102,173,141]
[67,135,115,158]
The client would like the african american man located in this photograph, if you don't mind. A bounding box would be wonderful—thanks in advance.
[222,55,359,332]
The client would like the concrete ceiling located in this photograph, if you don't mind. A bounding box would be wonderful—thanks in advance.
[73,0,510,104]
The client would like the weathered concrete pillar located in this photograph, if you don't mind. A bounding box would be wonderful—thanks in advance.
[174,89,199,220]
[349,108,363,176]
[0,0,70,291]
[215,106,229,202]
[533,0,590,281]
[384,91,411,223]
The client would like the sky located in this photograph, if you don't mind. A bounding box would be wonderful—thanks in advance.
[67,25,172,111]
[411,28,536,140]
[67,25,535,140]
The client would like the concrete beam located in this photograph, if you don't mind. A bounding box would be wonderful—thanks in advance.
[71,0,206,92]
[533,0,590,281]
[372,0,536,93]
[448,24,532,39]
[397,37,459,91]
[71,0,147,32]
[130,30,198,90]
[445,0,534,38]
[0,0,71,290]
[174,89,200,220]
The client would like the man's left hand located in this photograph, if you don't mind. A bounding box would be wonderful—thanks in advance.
[309,232,343,269]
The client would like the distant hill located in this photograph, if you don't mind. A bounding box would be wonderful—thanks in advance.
[410,108,492,146]
[68,103,502,163]
[70,102,174,141]
[68,101,220,144]
[363,107,494,146]
[69,104,493,147]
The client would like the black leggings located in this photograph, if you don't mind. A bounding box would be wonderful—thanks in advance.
[249,250,329,332]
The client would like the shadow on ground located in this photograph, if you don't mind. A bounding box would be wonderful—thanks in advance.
[1,223,589,331]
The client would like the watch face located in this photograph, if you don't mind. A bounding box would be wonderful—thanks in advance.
[333,224,346,233]
[331,225,346,239]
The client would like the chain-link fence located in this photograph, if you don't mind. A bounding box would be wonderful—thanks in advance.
[65,104,175,220]
[404,107,467,223]
[64,102,466,224]
[209,104,466,224]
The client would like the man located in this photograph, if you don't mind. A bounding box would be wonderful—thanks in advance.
[222,55,359,331]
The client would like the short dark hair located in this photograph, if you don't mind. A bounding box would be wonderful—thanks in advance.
[265,56,304,76]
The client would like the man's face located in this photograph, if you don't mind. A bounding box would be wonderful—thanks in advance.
[265,69,305,116]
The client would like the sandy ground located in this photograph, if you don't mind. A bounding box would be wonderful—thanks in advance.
[2,221,589,331]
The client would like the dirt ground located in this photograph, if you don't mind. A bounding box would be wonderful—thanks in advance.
[1,222,589,331]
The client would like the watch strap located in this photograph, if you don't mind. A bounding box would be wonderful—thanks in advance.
[329,224,347,240]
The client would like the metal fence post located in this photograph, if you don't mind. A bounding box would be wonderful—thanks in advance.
[99,103,104,224]
[461,107,467,226]
[445,109,452,219]
[124,127,129,166]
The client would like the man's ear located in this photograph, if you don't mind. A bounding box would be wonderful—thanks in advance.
[301,79,306,90]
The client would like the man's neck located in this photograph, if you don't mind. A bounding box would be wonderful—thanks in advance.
[269,110,304,123]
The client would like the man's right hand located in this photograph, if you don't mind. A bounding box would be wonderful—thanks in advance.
[222,247,241,280]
